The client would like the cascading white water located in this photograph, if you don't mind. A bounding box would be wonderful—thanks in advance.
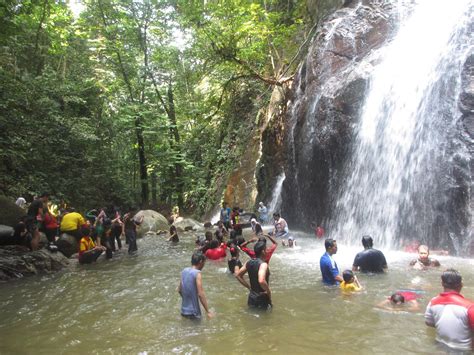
[267,173,286,215]
[331,0,474,249]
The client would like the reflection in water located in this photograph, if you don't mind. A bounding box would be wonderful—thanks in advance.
[0,231,472,354]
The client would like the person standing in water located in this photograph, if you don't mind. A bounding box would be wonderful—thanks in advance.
[257,202,268,224]
[178,251,213,319]
[425,269,474,351]
[123,207,143,254]
[236,241,272,310]
[320,239,343,286]
[352,235,387,273]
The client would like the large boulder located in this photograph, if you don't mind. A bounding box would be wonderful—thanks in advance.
[135,210,169,238]
[173,217,204,232]
[0,225,14,245]
[0,195,25,227]
[0,245,69,282]
[56,233,79,258]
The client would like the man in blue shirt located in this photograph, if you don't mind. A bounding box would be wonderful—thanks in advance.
[320,239,343,285]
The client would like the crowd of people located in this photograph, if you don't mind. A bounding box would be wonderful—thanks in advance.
[179,206,474,352]
[13,193,144,263]
[12,195,474,351]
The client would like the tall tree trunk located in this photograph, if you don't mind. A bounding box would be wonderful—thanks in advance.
[167,82,184,209]
[97,0,148,206]
[151,170,157,209]
[34,0,49,76]
[135,115,148,206]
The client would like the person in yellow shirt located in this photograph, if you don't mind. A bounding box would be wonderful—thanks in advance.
[78,226,106,264]
[340,270,362,292]
[60,209,86,239]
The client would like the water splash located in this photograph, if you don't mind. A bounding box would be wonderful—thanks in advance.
[330,0,474,250]
[268,173,286,215]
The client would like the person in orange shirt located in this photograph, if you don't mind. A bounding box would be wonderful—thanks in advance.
[78,226,106,264]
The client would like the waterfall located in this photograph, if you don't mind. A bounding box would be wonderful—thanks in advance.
[330,0,474,250]
[268,173,286,216]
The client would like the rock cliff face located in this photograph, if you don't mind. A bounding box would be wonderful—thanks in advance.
[256,0,473,253]
[279,1,399,228]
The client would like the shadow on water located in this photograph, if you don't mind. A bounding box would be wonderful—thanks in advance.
[0,229,473,354]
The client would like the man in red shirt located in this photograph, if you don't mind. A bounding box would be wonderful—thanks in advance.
[239,234,277,264]
[425,269,474,351]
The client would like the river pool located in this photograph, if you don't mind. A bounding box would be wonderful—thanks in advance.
[0,230,473,354]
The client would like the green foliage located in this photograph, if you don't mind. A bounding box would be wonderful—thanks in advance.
[0,0,313,215]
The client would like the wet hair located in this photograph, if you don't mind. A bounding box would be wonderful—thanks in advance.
[273,212,280,218]
[229,230,237,239]
[209,239,219,249]
[235,236,246,246]
[170,225,177,233]
[229,246,239,258]
[324,238,337,250]
[441,269,462,290]
[254,240,266,258]
[205,231,213,241]
[362,235,373,248]
[255,223,263,235]
[191,251,206,265]
[342,270,354,283]
[81,225,91,237]
[258,236,267,244]
[390,293,405,304]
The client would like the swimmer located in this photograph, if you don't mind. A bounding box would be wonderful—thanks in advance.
[376,291,422,312]
[409,245,440,270]
[282,236,296,247]
[340,270,362,292]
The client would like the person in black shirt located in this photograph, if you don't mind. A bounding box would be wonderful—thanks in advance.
[26,192,49,250]
[352,235,387,273]
[236,241,271,309]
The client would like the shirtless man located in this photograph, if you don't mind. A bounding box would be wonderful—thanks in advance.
[410,245,440,270]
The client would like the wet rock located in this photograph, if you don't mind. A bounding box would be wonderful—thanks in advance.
[173,217,204,232]
[0,195,25,227]
[135,210,169,238]
[0,225,14,245]
[0,245,69,282]
[56,233,79,258]
[273,0,397,228]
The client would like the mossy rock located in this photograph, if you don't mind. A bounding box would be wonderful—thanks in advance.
[0,196,26,227]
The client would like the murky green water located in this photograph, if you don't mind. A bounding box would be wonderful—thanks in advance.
[0,229,473,354]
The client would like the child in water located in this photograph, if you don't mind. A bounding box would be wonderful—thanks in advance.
[376,290,422,312]
[340,270,362,292]
[168,225,179,243]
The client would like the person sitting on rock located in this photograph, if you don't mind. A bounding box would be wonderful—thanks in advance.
[13,218,31,248]
[250,218,264,236]
[60,209,87,240]
[410,245,441,270]
[78,225,106,264]
[270,212,289,238]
